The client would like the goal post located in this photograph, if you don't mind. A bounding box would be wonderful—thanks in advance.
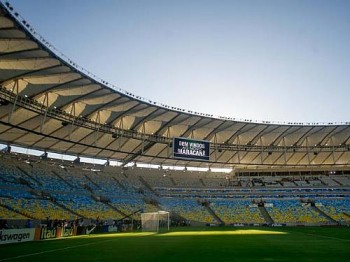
[141,211,170,232]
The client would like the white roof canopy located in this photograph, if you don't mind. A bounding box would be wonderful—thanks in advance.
[0,2,350,170]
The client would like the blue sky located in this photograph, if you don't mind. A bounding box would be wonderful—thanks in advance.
[8,0,350,123]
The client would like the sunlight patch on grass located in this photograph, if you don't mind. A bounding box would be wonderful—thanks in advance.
[157,230,288,237]
[76,232,156,239]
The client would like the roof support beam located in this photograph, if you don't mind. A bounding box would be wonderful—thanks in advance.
[203,120,231,141]
[0,47,41,58]
[0,64,62,86]
[80,96,124,119]
[28,77,84,99]
[106,103,142,126]
[293,126,319,146]
[270,126,303,146]
[128,108,164,131]
[317,126,339,146]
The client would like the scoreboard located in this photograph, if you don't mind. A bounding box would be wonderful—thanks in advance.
[173,137,210,161]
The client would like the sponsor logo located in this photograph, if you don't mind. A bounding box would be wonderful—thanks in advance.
[62,227,73,237]
[40,228,57,240]
[0,231,30,242]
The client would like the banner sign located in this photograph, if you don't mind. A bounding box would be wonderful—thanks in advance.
[61,227,74,237]
[173,137,210,161]
[40,227,57,240]
[0,228,35,245]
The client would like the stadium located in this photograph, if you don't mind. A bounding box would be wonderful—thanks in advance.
[0,1,350,261]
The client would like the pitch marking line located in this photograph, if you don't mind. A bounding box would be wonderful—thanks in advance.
[283,229,350,242]
[304,232,350,242]
[0,238,115,261]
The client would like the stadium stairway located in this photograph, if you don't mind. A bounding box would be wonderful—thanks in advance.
[170,177,177,186]
[258,206,274,224]
[319,179,327,186]
[331,179,343,186]
[121,171,128,179]
[138,176,159,197]
[116,208,142,222]
[83,184,94,193]
[52,171,75,189]
[205,205,225,225]
[0,201,38,220]
[199,178,206,187]
[18,177,33,188]
[112,177,127,191]
[17,166,42,186]
[311,206,338,225]
[50,198,87,219]
[84,175,101,189]
[169,210,187,224]
[100,201,127,217]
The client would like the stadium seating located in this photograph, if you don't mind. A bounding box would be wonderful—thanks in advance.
[0,205,27,219]
[0,155,350,226]
[51,192,119,220]
[265,199,329,224]
[161,198,215,223]
[315,198,350,224]
[210,199,265,224]
[109,197,144,219]
[3,198,74,220]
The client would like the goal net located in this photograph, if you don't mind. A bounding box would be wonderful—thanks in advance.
[141,211,170,232]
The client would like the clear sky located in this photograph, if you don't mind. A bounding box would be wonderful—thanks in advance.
[7,0,350,123]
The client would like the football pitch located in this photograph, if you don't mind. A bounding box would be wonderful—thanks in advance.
[1,227,350,261]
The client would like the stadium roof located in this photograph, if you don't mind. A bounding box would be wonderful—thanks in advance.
[0,2,350,169]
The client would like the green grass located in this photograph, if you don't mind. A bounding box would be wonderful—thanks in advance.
[1,227,350,261]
